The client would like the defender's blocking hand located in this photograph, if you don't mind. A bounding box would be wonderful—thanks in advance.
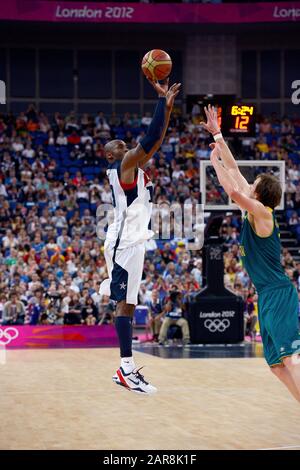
[200,104,220,135]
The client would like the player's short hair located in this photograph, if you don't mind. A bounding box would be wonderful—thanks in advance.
[254,174,282,209]
[104,140,123,155]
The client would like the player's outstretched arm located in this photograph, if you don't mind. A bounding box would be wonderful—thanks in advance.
[138,83,180,167]
[121,80,181,172]
[201,104,250,196]
[210,143,269,218]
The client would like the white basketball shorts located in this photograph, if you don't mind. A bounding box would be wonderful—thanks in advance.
[99,240,146,305]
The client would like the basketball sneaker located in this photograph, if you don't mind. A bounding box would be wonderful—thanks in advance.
[112,366,157,395]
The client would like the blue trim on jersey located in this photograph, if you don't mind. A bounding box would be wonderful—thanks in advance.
[112,236,120,263]
[107,160,121,170]
[115,162,139,207]
[146,184,153,203]
[110,262,129,302]
[110,184,116,207]
[124,185,138,207]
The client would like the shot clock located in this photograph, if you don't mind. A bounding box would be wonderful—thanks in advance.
[223,104,256,136]
[187,95,256,137]
[216,103,256,136]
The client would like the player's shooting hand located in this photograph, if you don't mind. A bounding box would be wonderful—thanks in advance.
[200,104,220,135]
[147,77,169,97]
[147,78,181,105]
[166,82,181,109]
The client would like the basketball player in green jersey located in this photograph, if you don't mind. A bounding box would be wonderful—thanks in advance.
[201,105,300,403]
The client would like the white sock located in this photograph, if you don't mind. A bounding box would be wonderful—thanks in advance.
[121,357,135,374]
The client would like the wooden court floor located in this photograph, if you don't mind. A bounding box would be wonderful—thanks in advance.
[1,348,300,450]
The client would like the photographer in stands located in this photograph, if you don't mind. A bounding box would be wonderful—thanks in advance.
[158,289,191,345]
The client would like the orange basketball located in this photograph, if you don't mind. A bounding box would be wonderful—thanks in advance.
[141,49,172,81]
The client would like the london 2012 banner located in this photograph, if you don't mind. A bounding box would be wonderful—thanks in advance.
[0,1,299,24]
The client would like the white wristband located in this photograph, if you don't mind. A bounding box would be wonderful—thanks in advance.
[213,132,223,142]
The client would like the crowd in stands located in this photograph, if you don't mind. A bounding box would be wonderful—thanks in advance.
[0,104,300,339]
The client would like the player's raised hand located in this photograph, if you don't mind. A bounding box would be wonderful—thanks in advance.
[200,104,220,135]
[147,78,181,106]
[147,77,170,97]
[166,82,181,109]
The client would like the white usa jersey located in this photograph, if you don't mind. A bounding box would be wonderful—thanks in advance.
[105,160,154,249]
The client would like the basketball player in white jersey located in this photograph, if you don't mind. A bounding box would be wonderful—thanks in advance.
[100,79,181,394]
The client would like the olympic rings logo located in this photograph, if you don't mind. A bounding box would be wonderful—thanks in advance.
[0,327,19,345]
[204,319,230,333]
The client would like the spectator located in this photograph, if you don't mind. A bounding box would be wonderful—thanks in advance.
[98,295,115,324]
[2,292,26,325]
[289,212,300,226]
[158,291,190,345]
[244,293,258,341]
[147,289,164,342]
[22,142,35,160]
[81,297,99,325]
[56,131,68,146]
[28,289,45,325]
[64,292,82,325]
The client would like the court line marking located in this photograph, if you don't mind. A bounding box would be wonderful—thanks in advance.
[259,444,300,450]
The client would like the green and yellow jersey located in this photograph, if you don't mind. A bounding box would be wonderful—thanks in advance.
[240,207,300,367]
[239,208,291,294]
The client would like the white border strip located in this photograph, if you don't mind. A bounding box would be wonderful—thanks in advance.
[259,444,300,450]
